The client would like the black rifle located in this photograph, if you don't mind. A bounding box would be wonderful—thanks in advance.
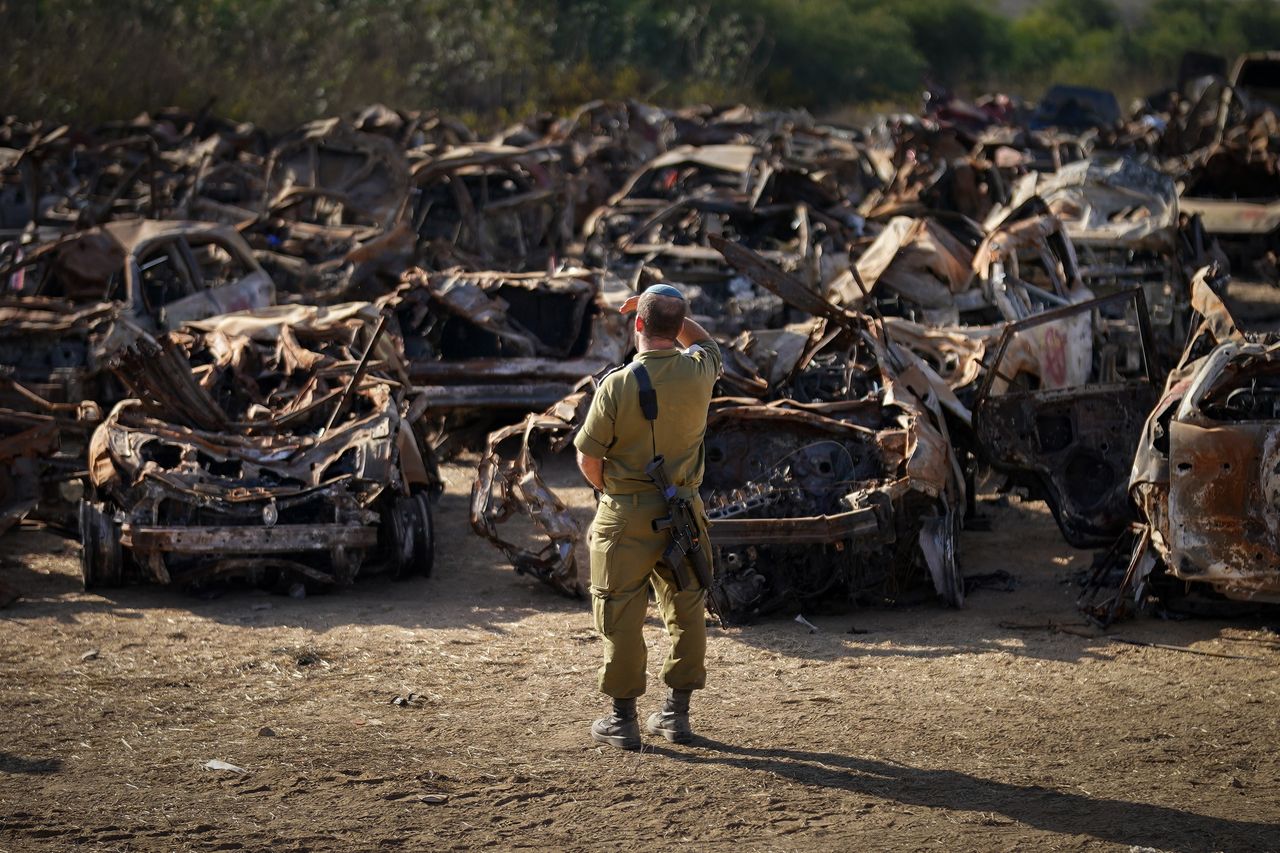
[645,454,714,595]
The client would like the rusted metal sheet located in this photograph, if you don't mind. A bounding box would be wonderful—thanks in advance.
[0,220,275,408]
[470,393,590,597]
[708,505,885,547]
[1154,326,1280,603]
[123,524,379,553]
[1166,419,1280,600]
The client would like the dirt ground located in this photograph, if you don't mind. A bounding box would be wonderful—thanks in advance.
[1,448,1279,853]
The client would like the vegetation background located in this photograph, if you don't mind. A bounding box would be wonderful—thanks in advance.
[3,0,1279,129]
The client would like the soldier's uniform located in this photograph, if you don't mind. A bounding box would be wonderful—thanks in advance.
[573,338,722,700]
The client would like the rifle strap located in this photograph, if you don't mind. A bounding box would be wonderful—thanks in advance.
[630,362,658,459]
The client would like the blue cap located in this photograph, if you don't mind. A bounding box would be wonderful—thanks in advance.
[642,283,685,301]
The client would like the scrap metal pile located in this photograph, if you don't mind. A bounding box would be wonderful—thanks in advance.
[3,54,1280,616]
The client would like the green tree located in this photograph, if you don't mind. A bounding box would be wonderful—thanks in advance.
[748,0,925,108]
[1043,0,1119,31]
[899,0,1014,89]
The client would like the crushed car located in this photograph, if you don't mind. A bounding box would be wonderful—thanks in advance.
[845,201,1093,330]
[972,287,1159,547]
[391,266,631,450]
[1174,55,1280,279]
[257,118,414,302]
[582,143,850,335]
[987,156,1194,365]
[407,144,574,271]
[80,303,438,590]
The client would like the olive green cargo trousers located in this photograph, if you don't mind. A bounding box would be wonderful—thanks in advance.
[588,492,709,699]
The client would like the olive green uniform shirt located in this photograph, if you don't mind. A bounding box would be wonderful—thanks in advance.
[574,340,722,496]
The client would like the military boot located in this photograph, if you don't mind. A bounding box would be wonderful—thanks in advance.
[645,688,694,744]
[591,697,641,750]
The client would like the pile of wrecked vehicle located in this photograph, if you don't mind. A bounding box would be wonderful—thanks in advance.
[1,58,1278,626]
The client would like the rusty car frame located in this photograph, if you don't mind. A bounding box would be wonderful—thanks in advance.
[973,287,1159,547]
[0,219,275,407]
[1087,268,1280,620]
[471,234,967,621]
[81,303,437,590]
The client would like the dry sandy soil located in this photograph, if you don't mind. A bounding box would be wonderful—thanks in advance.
[1,451,1279,853]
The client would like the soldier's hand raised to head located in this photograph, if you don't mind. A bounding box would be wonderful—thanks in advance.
[619,295,640,315]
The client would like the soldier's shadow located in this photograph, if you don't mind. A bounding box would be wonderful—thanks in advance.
[645,737,1278,851]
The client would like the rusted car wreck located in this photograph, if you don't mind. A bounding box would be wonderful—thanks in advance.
[393,266,630,422]
[973,288,1159,547]
[0,220,274,407]
[1089,267,1280,619]
[81,304,437,590]
[0,87,1262,618]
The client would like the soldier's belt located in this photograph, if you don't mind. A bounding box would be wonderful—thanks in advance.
[600,489,698,510]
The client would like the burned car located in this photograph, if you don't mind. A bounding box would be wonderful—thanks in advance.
[845,202,1093,331]
[508,100,675,221]
[707,236,966,618]
[973,288,1159,547]
[0,220,274,407]
[833,204,1100,409]
[469,389,592,597]
[256,118,413,301]
[80,303,437,590]
[1092,268,1280,619]
[1174,57,1280,277]
[392,266,631,448]
[988,156,1193,362]
[407,144,574,271]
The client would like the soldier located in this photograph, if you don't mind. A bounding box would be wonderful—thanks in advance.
[573,283,721,749]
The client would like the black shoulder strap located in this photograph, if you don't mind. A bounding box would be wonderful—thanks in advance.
[629,362,659,457]
[630,363,658,421]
